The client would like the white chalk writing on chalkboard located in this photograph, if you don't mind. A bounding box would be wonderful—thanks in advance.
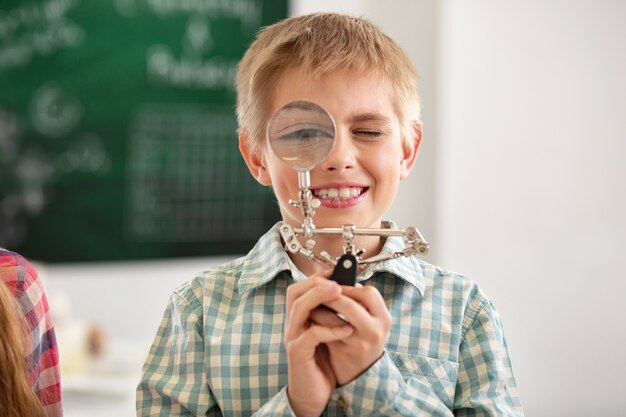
[146,16,237,90]
[126,104,267,242]
[31,83,83,138]
[113,0,261,30]
[0,80,112,248]
[0,0,84,73]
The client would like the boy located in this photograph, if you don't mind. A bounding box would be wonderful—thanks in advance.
[137,13,523,416]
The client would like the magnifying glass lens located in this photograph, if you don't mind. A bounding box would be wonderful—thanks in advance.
[267,100,336,172]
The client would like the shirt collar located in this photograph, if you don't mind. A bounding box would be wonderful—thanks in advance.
[359,220,425,295]
[238,223,293,294]
[238,221,425,295]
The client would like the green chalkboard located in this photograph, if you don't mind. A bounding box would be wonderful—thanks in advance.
[0,0,287,262]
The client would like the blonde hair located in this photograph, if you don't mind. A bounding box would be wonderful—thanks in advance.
[236,12,421,156]
[0,280,45,417]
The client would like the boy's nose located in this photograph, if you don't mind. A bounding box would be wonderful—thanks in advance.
[319,132,356,172]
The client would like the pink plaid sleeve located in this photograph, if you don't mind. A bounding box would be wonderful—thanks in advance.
[0,249,63,417]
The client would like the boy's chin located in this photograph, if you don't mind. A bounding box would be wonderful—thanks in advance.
[299,215,382,229]
[280,207,382,229]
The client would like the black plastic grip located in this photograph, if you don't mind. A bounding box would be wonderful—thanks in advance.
[330,254,357,286]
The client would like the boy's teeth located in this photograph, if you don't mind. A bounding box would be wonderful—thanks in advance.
[314,187,363,200]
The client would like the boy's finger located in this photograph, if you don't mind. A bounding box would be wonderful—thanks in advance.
[286,282,342,333]
[286,323,353,359]
[340,285,388,318]
[309,306,348,328]
[285,272,335,310]
[323,295,371,330]
[296,324,354,349]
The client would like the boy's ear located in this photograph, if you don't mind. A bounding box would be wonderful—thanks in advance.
[239,132,272,186]
[399,122,423,180]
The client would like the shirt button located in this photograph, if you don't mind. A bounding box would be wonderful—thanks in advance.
[338,397,349,411]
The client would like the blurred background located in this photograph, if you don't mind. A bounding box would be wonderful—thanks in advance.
[1,0,625,416]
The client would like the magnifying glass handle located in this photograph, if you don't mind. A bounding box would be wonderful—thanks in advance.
[330,253,357,286]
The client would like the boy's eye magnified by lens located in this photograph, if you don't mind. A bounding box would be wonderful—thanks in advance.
[278,126,333,142]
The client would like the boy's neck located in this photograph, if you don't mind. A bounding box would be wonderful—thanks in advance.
[287,233,384,277]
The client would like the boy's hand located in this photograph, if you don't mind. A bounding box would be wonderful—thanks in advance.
[321,284,392,386]
[284,273,354,417]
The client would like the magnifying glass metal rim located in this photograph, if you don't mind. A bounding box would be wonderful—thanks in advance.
[266,99,337,172]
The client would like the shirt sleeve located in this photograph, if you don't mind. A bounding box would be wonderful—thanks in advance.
[251,386,296,417]
[335,300,523,416]
[136,287,215,416]
[136,282,298,417]
[453,300,524,416]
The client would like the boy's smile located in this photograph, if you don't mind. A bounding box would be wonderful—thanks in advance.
[309,182,368,209]
[241,67,421,257]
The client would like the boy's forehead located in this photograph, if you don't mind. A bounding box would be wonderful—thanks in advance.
[268,67,397,119]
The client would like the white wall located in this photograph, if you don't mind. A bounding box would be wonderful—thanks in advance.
[38,257,234,342]
[437,1,626,416]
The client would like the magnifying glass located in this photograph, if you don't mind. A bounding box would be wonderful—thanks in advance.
[267,100,336,172]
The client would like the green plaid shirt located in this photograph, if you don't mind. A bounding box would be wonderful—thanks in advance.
[137,222,523,416]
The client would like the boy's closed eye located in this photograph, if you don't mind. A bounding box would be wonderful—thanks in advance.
[352,129,384,138]
[348,113,392,137]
